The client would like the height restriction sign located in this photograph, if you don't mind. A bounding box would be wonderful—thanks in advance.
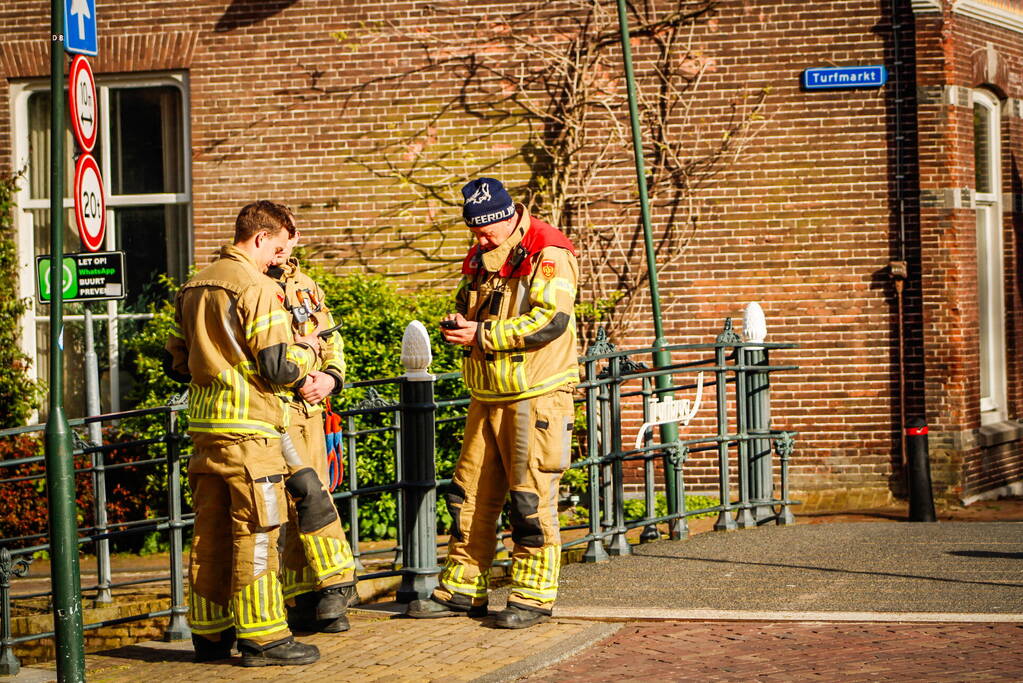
[69,55,97,152]
[74,153,105,252]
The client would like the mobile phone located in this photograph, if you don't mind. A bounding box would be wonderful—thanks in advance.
[440,319,460,330]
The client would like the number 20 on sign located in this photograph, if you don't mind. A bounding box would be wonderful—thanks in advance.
[74,153,105,252]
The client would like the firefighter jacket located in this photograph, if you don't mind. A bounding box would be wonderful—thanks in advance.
[268,257,346,416]
[164,244,319,440]
[456,204,579,402]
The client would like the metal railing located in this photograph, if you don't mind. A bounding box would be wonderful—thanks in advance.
[0,315,798,674]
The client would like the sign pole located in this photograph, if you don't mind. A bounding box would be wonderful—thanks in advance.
[614,0,679,523]
[46,0,86,679]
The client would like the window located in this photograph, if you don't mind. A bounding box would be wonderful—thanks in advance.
[12,74,191,417]
[972,89,1006,425]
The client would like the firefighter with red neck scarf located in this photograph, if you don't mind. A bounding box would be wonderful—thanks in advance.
[266,227,357,635]
[407,178,579,629]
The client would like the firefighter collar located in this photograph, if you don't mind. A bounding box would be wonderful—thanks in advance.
[219,243,266,276]
[480,204,528,273]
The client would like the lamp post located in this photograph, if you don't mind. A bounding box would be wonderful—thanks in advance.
[44,0,86,679]
[614,0,679,521]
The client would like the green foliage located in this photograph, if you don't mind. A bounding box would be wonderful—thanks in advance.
[119,274,194,521]
[622,493,721,520]
[303,266,466,539]
[0,170,45,427]
[0,431,160,551]
[574,290,624,341]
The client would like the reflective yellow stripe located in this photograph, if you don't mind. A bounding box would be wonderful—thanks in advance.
[188,588,233,634]
[246,309,290,340]
[233,573,288,638]
[298,533,355,583]
[188,419,281,438]
[439,561,489,599]
[510,545,560,604]
[469,368,579,402]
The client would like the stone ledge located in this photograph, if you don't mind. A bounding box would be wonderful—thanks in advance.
[977,420,1023,449]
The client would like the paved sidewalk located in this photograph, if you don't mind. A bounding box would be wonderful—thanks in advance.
[526,621,1023,682]
[9,507,1023,682]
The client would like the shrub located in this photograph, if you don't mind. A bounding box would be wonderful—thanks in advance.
[0,170,45,427]
[0,430,159,552]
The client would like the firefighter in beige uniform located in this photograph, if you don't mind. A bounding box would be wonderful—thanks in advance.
[267,233,357,634]
[164,201,323,666]
[407,177,579,629]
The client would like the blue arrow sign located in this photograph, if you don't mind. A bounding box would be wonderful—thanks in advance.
[802,66,886,90]
[64,0,98,56]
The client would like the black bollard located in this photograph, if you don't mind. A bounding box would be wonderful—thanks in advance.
[906,418,937,522]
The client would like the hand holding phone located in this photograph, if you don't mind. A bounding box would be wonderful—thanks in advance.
[440,319,460,330]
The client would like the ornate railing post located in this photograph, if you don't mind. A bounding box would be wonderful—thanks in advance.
[0,549,33,676]
[164,397,189,641]
[743,303,774,522]
[604,355,631,557]
[582,333,609,563]
[396,322,440,602]
[774,432,796,525]
[666,443,689,540]
[713,319,739,531]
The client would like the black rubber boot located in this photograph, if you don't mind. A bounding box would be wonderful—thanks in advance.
[338,582,359,608]
[238,636,320,667]
[406,594,488,619]
[493,604,550,629]
[317,613,351,633]
[191,627,235,662]
[315,586,348,620]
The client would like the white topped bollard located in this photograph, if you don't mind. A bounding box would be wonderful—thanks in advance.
[741,303,776,523]
[401,320,434,381]
[743,301,767,350]
[397,320,440,602]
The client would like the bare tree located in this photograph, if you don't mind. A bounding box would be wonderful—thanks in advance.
[340,0,767,342]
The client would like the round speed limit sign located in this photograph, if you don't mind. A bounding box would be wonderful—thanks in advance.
[74,153,106,252]
[69,55,97,152]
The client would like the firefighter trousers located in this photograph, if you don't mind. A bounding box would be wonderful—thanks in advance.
[281,407,356,602]
[187,436,291,646]
[434,389,574,613]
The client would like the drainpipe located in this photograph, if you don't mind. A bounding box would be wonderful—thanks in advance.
[889,0,918,490]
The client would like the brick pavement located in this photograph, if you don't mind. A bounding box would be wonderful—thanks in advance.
[14,610,615,683]
[526,621,1023,682]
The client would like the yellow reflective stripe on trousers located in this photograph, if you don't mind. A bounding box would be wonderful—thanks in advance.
[439,562,490,599]
[233,572,288,639]
[510,545,560,604]
[281,566,317,601]
[188,587,234,635]
[299,533,355,584]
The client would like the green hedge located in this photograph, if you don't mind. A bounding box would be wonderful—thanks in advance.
[125,267,465,541]
[0,170,45,428]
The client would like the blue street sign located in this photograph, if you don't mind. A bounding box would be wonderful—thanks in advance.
[64,0,98,56]
[802,66,887,90]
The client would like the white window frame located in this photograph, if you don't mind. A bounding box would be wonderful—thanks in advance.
[10,72,192,413]
[972,88,1007,425]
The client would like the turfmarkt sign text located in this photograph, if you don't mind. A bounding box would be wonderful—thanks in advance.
[801,66,887,90]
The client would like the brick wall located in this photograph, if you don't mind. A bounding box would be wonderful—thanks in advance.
[1,0,1021,509]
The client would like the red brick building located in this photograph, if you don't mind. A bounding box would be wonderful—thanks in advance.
[1,0,1020,509]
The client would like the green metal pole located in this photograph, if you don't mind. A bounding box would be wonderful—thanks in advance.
[614,0,679,521]
[45,2,86,679]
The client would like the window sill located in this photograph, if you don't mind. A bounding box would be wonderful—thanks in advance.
[977,420,1023,448]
